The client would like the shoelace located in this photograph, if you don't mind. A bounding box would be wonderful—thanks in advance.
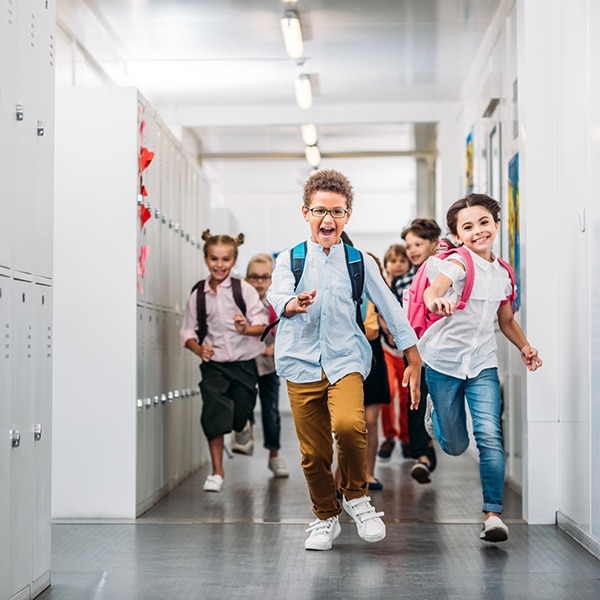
[305,518,336,534]
[346,496,384,523]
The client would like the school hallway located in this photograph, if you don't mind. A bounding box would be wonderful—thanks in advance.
[38,413,600,600]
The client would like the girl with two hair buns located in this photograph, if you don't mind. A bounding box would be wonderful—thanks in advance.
[179,230,268,492]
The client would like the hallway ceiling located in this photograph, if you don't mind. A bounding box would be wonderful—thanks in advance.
[57,0,501,236]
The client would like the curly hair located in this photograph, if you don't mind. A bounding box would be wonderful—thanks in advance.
[446,193,501,236]
[201,229,245,259]
[303,169,354,209]
[401,218,441,242]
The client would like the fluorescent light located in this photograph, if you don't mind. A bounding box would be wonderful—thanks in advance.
[295,74,312,109]
[301,124,318,146]
[280,10,304,59]
[304,145,321,167]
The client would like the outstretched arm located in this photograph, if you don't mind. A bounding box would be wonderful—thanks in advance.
[497,302,543,371]
[402,345,422,409]
[282,289,317,317]
[423,272,456,317]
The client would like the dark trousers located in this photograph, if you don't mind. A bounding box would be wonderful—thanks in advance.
[407,364,437,471]
[199,359,258,441]
[258,371,282,451]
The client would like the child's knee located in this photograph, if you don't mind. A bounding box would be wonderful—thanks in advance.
[439,437,469,456]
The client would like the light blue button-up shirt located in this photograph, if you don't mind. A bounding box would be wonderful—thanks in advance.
[267,240,418,384]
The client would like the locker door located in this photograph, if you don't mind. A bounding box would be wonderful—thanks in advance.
[32,283,52,595]
[33,0,56,279]
[0,276,12,600]
[9,278,34,598]
[13,0,39,273]
[0,0,17,269]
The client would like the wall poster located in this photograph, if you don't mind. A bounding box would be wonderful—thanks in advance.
[465,130,474,194]
[507,152,520,311]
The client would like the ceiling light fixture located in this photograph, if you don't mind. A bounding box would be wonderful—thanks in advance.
[301,124,318,146]
[304,145,321,168]
[280,10,304,59]
[295,74,312,109]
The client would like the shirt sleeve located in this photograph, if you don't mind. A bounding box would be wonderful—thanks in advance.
[179,289,199,346]
[363,300,378,331]
[363,253,417,350]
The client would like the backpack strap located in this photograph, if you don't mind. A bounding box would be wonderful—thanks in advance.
[343,243,366,332]
[231,277,247,316]
[261,242,307,342]
[192,277,246,345]
[446,246,475,309]
[192,279,207,344]
[290,241,307,289]
[497,257,518,310]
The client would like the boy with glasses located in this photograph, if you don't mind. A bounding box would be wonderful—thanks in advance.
[267,169,422,550]
[236,253,289,477]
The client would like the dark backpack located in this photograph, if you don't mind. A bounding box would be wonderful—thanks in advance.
[260,241,365,341]
[192,277,246,344]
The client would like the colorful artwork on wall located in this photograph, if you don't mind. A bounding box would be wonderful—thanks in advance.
[466,130,474,194]
[507,153,520,311]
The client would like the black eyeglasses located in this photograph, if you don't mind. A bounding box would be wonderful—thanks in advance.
[306,206,349,219]
[247,275,271,281]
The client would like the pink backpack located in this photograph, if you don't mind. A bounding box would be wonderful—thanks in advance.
[403,246,517,339]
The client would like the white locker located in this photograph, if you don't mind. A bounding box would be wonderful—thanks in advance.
[0,276,12,600]
[13,1,39,275]
[9,278,34,599]
[32,283,52,596]
[0,0,17,271]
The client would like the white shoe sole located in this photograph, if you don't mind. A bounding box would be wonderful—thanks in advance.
[304,519,341,551]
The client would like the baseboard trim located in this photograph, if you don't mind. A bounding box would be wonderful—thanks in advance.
[557,511,600,560]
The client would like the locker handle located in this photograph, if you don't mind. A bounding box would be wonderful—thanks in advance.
[34,424,43,441]
[10,430,20,448]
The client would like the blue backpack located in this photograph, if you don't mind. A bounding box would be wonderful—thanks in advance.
[260,241,365,340]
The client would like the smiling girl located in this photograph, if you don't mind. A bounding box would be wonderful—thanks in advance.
[419,194,542,543]
[180,230,267,493]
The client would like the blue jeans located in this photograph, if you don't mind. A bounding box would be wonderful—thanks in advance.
[424,366,504,514]
[258,371,282,451]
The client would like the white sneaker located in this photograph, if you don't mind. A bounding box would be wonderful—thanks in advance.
[480,515,509,542]
[203,474,224,492]
[342,495,386,543]
[231,421,254,455]
[230,438,254,455]
[304,515,341,551]
[235,420,252,445]
[424,394,435,439]
[268,456,290,478]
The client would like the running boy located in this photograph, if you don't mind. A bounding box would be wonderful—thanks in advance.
[267,169,421,551]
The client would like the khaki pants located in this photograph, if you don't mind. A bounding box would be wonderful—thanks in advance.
[287,372,367,520]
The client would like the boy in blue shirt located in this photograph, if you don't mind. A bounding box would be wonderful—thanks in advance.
[268,169,421,551]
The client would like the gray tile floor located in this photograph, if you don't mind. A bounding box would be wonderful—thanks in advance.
[41,413,600,600]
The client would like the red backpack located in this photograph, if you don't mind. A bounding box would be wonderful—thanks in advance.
[403,246,517,339]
